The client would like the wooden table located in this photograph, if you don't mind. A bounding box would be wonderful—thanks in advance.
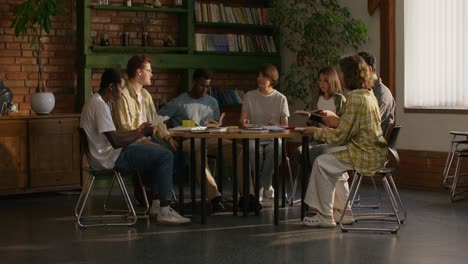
[171,129,310,225]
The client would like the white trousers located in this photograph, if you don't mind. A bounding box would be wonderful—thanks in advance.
[304,153,353,216]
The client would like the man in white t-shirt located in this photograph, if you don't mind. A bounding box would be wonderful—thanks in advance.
[80,68,190,225]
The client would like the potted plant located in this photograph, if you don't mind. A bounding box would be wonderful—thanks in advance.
[10,0,66,114]
[269,0,368,108]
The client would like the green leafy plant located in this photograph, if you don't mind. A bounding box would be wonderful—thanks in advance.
[269,0,368,108]
[10,0,66,93]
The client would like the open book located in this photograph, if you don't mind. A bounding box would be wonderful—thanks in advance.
[295,109,325,124]
[205,112,225,128]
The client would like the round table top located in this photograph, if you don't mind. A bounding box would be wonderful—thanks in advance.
[170,128,309,139]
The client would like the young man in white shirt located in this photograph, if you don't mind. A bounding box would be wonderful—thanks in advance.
[80,68,190,225]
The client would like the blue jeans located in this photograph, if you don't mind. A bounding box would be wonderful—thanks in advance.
[115,142,174,201]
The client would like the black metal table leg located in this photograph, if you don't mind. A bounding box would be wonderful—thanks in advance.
[177,137,185,215]
[281,138,286,208]
[242,139,250,216]
[190,138,196,213]
[232,139,238,216]
[274,138,279,225]
[201,138,206,224]
[301,136,309,221]
[217,138,223,194]
[254,138,260,215]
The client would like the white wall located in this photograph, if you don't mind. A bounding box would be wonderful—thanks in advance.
[284,0,468,151]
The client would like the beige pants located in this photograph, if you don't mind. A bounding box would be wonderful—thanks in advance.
[304,153,353,216]
[183,138,243,200]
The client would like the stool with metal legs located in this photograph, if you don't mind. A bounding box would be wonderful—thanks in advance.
[340,125,406,234]
[450,150,468,201]
[75,128,138,228]
[103,170,150,216]
[442,131,468,188]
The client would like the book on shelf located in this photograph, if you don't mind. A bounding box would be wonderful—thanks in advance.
[195,33,276,53]
[195,2,270,25]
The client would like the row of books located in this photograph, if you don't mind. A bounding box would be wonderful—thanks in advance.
[195,33,277,53]
[195,2,269,25]
[208,88,245,105]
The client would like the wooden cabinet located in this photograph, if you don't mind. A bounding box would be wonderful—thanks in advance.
[0,114,81,195]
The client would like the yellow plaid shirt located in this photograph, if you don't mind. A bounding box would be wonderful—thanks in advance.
[111,82,170,140]
[313,89,387,176]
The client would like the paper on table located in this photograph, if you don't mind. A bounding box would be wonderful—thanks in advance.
[262,125,285,131]
[151,115,170,126]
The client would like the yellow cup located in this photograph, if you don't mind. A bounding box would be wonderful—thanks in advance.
[182,120,196,127]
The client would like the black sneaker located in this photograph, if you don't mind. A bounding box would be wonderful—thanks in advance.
[211,196,225,212]
[248,194,263,212]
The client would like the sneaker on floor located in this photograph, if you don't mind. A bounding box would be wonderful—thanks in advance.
[248,194,263,212]
[157,206,191,225]
[149,200,160,217]
[211,196,225,213]
[259,186,274,202]
[238,195,263,214]
[333,210,355,225]
[303,213,336,228]
[264,186,275,199]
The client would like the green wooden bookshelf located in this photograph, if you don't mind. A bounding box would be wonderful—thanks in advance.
[77,0,280,110]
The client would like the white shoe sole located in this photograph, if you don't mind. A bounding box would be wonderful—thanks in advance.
[303,215,337,228]
[333,211,355,225]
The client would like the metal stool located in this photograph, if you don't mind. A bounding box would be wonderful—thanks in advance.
[450,150,468,201]
[442,131,468,188]
[75,128,142,228]
[340,125,406,234]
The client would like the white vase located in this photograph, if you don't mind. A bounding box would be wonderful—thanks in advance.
[30,92,55,115]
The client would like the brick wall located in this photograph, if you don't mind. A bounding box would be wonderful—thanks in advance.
[0,0,77,115]
[90,0,181,48]
[0,0,259,117]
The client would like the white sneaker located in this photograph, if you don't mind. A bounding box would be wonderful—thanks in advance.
[149,200,160,217]
[157,206,191,225]
[333,210,355,225]
[259,186,274,202]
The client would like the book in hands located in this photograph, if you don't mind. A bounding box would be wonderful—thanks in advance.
[308,110,325,124]
[294,110,310,116]
[206,112,225,128]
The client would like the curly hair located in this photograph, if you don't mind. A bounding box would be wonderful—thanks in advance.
[339,55,374,91]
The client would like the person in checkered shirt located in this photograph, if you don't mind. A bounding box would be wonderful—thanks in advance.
[302,55,387,228]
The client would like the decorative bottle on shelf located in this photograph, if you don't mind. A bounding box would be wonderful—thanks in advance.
[125,0,132,7]
[174,0,183,7]
[120,32,129,47]
[99,34,109,46]
[141,32,149,46]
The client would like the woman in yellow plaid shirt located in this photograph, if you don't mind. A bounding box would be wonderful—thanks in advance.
[302,55,387,228]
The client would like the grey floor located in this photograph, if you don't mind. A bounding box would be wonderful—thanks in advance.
[1,184,467,264]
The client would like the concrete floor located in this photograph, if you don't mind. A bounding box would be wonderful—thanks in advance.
[0,185,467,264]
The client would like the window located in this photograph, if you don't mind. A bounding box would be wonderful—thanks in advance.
[405,0,468,110]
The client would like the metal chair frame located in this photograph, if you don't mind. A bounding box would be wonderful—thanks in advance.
[449,150,468,201]
[75,128,145,227]
[340,125,407,234]
[442,131,468,189]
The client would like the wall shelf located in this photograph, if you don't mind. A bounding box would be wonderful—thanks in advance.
[91,5,188,13]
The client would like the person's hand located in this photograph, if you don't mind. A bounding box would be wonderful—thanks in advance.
[303,126,317,134]
[241,119,250,128]
[319,110,336,117]
[267,120,277,125]
[322,115,340,128]
[168,137,179,151]
[138,122,154,137]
